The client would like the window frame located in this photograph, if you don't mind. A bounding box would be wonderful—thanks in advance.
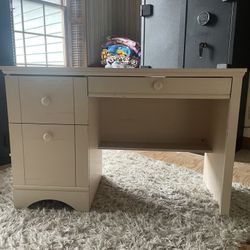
[12,0,69,67]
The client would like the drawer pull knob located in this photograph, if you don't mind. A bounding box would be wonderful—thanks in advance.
[153,81,164,91]
[41,96,51,106]
[43,132,53,142]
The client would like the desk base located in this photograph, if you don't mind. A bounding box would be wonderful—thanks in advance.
[13,187,91,212]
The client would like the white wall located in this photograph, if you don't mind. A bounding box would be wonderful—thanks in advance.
[86,0,113,66]
[111,0,141,42]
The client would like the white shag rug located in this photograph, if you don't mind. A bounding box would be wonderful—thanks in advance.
[0,150,250,250]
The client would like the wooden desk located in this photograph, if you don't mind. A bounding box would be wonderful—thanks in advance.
[1,67,246,215]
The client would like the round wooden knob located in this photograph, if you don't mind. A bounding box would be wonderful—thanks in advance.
[43,132,53,142]
[153,80,164,91]
[41,96,51,106]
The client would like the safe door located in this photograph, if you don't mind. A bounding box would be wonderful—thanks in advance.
[141,0,187,68]
[184,0,237,68]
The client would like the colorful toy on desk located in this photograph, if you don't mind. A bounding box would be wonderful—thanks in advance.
[101,36,141,68]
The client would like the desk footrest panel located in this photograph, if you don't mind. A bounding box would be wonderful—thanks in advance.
[13,188,90,211]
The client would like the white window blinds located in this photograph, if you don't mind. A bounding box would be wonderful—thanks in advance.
[12,0,66,67]
[69,0,87,67]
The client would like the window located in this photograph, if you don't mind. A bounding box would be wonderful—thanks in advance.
[12,0,67,67]
[69,0,87,67]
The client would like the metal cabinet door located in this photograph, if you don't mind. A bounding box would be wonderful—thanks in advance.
[0,0,14,166]
[141,0,187,68]
[0,75,10,166]
[184,0,236,68]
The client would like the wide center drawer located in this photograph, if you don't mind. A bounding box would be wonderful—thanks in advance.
[19,76,74,124]
[88,77,232,98]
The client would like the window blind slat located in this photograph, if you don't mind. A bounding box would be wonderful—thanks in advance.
[69,0,87,67]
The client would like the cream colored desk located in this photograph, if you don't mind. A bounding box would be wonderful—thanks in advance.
[1,67,246,215]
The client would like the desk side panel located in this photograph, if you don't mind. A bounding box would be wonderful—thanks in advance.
[75,125,89,187]
[204,100,229,213]
[9,124,25,185]
[221,76,244,214]
[5,76,21,123]
[88,98,102,205]
[204,77,243,215]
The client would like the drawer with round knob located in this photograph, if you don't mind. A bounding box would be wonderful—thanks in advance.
[19,76,74,124]
[88,77,231,99]
[22,124,76,187]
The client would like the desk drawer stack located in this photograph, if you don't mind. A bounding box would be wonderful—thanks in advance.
[5,76,101,211]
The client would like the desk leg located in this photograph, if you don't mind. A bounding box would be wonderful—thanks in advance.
[88,98,102,205]
[204,77,243,215]
[204,152,233,215]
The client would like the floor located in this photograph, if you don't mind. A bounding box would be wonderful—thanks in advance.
[1,150,249,249]
[138,150,250,187]
[138,150,250,250]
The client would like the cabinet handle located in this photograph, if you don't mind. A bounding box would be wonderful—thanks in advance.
[41,96,51,106]
[153,80,164,91]
[43,132,53,142]
[199,42,208,58]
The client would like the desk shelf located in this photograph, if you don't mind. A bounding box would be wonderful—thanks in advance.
[99,141,212,153]
[98,98,227,155]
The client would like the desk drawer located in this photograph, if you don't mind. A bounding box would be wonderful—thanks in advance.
[88,77,232,98]
[19,76,74,124]
[22,124,75,187]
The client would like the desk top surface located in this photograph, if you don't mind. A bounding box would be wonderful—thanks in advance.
[0,66,247,78]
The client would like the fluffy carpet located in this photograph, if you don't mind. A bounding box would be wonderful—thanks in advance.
[0,150,250,249]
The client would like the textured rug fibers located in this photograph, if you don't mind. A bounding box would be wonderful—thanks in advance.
[0,150,250,249]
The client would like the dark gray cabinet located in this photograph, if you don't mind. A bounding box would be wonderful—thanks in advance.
[0,0,14,166]
[0,74,10,166]
[184,0,236,68]
[141,0,250,69]
[141,0,186,68]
